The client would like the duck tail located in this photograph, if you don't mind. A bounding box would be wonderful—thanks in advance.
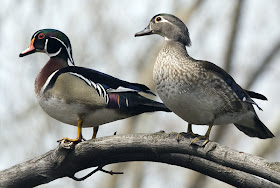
[234,116,274,139]
[107,92,171,115]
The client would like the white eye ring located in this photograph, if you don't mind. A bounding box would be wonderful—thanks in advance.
[155,17,169,23]
[155,16,162,22]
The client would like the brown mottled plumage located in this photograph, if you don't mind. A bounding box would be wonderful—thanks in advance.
[135,13,273,145]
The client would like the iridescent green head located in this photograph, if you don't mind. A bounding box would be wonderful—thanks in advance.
[19,29,74,65]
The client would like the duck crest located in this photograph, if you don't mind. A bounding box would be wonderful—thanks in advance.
[35,57,68,95]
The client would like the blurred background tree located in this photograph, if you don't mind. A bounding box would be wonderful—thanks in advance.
[0,0,279,187]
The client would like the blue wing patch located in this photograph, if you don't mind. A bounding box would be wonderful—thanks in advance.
[203,61,263,110]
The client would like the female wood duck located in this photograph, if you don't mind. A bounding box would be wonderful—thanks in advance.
[19,29,170,143]
[135,13,274,145]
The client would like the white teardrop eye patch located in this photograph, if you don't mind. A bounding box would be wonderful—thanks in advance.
[155,16,169,23]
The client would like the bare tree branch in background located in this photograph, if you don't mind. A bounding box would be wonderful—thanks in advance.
[243,40,280,158]
[245,40,280,89]
[223,0,244,73]
[0,132,279,188]
[212,0,245,143]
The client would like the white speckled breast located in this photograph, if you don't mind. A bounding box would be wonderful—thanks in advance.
[153,41,245,125]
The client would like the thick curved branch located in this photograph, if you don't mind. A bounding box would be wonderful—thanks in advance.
[0,132,279,187]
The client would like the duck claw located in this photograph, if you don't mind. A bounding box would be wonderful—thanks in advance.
[57,137,82,143]
[190,136,209,147]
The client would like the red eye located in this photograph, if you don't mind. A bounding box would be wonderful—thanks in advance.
[38,33,45,39]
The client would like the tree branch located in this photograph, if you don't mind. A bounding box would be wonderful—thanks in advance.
[0,132,279,187]
[223,0,244,73]
[245,40,280,89]
[70,165,123,181]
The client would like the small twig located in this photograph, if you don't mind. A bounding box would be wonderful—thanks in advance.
[99,167,124,176]
[224,0,244,73]
[245,40,280,89]
[70,166,123,181]
[70,167,100,181]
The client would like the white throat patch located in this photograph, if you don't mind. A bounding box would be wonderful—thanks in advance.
[44,39,62,57]
[49,47,62,57]
[50,36,74,65]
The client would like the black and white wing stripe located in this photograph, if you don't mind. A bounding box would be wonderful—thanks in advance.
[62,66,155,95]
[43,69,109,104]
[68,72,109,103]
[43,66,156,104]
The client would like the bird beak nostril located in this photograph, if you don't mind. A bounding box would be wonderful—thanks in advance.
[19,38,36,57]
[135,25,153,37]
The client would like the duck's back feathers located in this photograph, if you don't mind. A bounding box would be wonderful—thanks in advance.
[45,66,155,96]
[201,61,264,110]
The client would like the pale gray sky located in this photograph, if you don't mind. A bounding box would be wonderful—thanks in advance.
[1,1,279,187]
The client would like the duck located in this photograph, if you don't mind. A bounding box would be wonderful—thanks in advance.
[135,13,274,145]
[19,29,171,143]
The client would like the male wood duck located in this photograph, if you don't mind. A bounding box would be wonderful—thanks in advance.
[19,29,170,143]
[135,13,274,145]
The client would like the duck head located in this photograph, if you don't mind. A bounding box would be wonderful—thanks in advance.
[19,29,75,65]
[135,13,191,47]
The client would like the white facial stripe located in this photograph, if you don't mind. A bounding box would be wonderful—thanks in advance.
[159,17,169,23]
[49,47,62,57]
[44,38,62,57]
[33,30,41,39]
[44,39,48,52]
[50,36,74,65]
[50,36,67,50]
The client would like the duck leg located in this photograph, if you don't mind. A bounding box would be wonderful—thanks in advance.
[191,123,213,146]
[58,119,83,143]
[187,123,193,133]
[92,126,99,139]
[169,123,195,142]
[187,123,199,137]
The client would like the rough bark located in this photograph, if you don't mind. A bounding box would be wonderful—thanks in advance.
[0,132,279,188]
